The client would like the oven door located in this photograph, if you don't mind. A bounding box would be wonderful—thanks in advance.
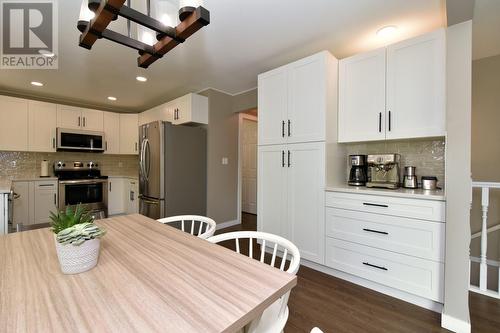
[59,179,108,213]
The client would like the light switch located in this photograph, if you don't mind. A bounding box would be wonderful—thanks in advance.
[222,157,229,165]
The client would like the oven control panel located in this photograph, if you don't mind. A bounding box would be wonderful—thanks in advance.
[54,161,100,171]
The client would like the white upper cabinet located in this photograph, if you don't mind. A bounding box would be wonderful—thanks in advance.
[338,48,386,142]
[171,93,208,125]
[259,51,335,146]
[56,105,103,131]
[28,101,57,152]
[103,112,120,154]
[0,96,28,151]
[386,29,446,140]
[81,108,104,131]
[119,113,139,155]
[338,29,446,143]
[258,68,288,145]
[56,105,83,129]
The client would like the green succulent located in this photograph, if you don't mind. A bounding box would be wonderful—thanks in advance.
[56,222,106,246]
[49,205,94,234]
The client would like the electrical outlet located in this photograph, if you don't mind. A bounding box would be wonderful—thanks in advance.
[222,157,229,165]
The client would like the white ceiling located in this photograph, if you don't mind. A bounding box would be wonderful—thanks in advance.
[472,0,500,60]
[0,0,445,112]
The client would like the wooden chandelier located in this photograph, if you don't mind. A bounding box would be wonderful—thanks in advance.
[77,0,210,68]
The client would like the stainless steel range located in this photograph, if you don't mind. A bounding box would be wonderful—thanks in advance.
[54,161,108,218]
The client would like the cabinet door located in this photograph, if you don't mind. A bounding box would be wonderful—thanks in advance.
[81,108,104,131]
[258,68,288,145]
[103,112,120,154]
[288,53,326,144]
[286,142,325,264]
[172,94,191,125]
[33,181,57,224]
[386,29,446,140]
[57,105,82,129]
[108,178,125,215]
[338,48,386,142]
[126,179,139,214]
[12,181,31,226]
[257,145,287,237]
[119,113,139,155]
[0,96,28,151]
[28,101,57,152]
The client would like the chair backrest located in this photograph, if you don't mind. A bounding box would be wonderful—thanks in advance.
[207,231,300,275]
[311,328,324,333]
[157,215,216,239]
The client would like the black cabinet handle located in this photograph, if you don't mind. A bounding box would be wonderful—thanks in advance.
[282,150,285,167]
[282,121,285,137]
[388,111,392,131]
[378,112,382,133]
[78,116,81,127]
[83,117,86,127]
[288,120,291,137]
[363,228,389,235]
[53,193,57,206]
[287,150,291,167]
[363,262,387,271]
[52,138,56,149]
[109,182,112,192]
[363,202,388,208]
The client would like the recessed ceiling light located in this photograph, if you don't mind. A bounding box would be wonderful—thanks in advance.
[107,96,117,101]
[136,76,147,82]
[31,81,44,87]
[39,50,55,57]
[376,25,398,38]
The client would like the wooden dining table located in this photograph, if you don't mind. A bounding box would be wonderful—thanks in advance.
[0,214,297,332]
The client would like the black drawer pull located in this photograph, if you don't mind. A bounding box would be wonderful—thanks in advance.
[363,262,388,271]
[363,228,388,235]
[363,202,388,208]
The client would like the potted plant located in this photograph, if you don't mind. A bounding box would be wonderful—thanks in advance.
[50,205,106,274]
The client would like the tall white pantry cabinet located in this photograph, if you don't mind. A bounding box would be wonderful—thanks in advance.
[257,51,340,264]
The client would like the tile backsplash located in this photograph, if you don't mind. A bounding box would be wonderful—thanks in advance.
[0,151,138,180]
[342,138,446,187]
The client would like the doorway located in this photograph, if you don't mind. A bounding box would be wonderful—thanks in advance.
[238,110,258,222]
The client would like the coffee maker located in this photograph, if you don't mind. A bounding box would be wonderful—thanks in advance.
[366,154,401,189]
[348,155,367,186]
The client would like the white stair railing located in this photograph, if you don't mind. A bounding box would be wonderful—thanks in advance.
[470,181,500,299]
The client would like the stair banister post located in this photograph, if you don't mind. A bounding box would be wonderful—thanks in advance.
[479,186,490,291]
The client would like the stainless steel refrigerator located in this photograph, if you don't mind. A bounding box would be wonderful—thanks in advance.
[139,121,207,219]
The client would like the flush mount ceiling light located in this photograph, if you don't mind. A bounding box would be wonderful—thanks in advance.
[77,0,210,68]
[136,76,148,82]
[376,25,398,38]
[31,81,44,87]
[107,96,117,101]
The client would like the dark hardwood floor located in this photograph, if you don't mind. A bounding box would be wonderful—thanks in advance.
[216,213,500,333]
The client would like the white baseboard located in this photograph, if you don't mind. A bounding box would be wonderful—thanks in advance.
[301,259,444,313]
[216,219,240,230]
[441,313,471,333]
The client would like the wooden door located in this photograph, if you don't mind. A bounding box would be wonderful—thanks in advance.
[257,145,287,237]
[57,105,82,129]
[287,52,326,144]
[258,68,288,145]
[28,101,57,152]
[386,29,446,140]
[0,96,28,151]
[286,142,325,264]
[338,48,387,142]
[103,112,120,154]
[242,119,258,214]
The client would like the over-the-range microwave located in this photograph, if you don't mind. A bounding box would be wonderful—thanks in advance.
[56,128,105,152]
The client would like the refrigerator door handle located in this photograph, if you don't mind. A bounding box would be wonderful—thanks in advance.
[139,139,147,180]
[145,139,151,180]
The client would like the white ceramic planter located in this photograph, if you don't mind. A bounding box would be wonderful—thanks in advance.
[55,238,101,274]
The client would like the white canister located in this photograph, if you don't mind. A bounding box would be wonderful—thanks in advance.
[40,160,49,177]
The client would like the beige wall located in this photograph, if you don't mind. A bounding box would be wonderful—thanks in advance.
[0,151,138,180]
[232,88,257,113]
[470,54,500,290]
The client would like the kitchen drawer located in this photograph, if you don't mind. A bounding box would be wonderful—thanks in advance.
[325,238,444,302]
[326,208,445,261]
[325,191,445,222]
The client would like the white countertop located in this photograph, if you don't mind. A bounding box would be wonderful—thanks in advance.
[12,177,58,182]
[326,184,446,201]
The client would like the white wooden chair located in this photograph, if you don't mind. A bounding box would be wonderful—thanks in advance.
[311,328,324,333]
[208,231,300,333]
[157,215,216,239]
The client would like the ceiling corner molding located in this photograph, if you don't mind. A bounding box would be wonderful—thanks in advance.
[196,86,257,97]
[446,0,475,26]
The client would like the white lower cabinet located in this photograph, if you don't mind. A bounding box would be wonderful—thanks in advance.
[12,180,57,226]
[258,142,325,264]
[108,178,139,216]
[126,179,139,214]
[324,190,445,303]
